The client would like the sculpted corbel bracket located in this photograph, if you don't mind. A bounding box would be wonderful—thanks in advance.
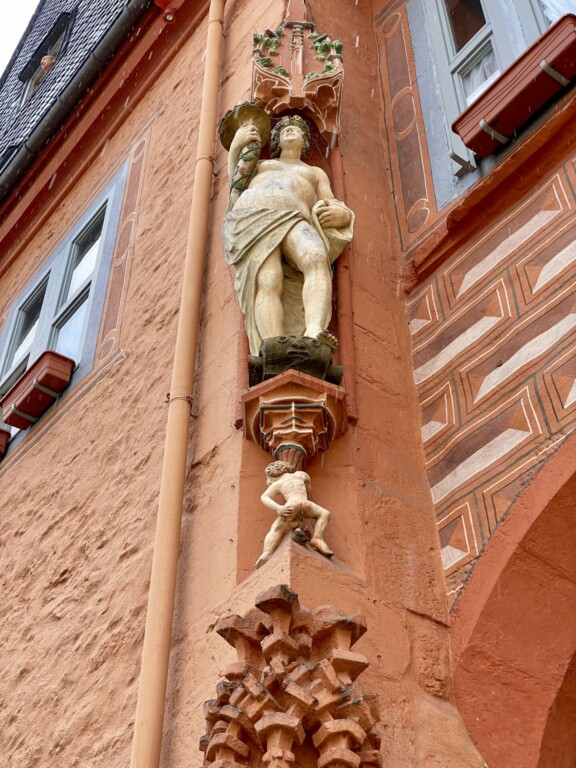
[260,399,329,468]
[242,370,347,470]
[200,585,382,768]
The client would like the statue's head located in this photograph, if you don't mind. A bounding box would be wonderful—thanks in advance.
[270,115,311,158]
[265,460,294,479]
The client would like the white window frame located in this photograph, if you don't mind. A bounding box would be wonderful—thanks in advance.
[426,0,549,173]
[0,163,127,439]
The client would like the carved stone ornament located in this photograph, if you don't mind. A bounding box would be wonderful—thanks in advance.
[251,1,344,140]
[242,370,347,469]
[256,461,334,568]
[200,585,382,768]
[219,0,352,381]
[219,103,272,211]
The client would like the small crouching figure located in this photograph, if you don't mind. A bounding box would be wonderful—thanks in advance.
[256,460,334,568]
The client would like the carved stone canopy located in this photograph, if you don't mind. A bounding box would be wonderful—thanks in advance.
[251,2,344,140]
[200,585,382,768]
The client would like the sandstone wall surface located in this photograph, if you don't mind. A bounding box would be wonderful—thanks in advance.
[0,7,210,765]
[163,1,484,767]
[1,1,486,766]
[370,0,576,762]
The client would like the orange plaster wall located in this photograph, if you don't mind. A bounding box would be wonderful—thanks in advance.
[165,1,486,767]
[368,0,576,607]
[372,0,439,250]
[0,8,218,766]
[403,102,576,608]
[367,2,576,761]
[368,3,576,764]
[0,1,488,767]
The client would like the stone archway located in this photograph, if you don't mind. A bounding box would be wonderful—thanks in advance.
[449,433,576,768]
[537,648,576,768]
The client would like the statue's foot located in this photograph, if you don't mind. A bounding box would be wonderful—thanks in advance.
[255,553,269,569]
[315,329,339,350]
[310,538,334,558]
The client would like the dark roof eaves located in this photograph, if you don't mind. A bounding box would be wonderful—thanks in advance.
[0,0,151,201]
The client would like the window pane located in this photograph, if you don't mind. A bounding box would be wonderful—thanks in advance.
[444,0,486,51]
[67,236,100,299]
[462,46,498,102]
[23,68,48,101]
[65,217,103,301]
[54,299,88,361]
[7,285,46,371]
[12,318,39,366]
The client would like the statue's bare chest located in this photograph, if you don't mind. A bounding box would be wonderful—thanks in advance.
[256,160,318,189]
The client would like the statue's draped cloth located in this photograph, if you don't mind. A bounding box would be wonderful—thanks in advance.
[223,202,353,355]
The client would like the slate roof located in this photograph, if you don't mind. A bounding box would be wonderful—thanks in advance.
[0,0,150,189]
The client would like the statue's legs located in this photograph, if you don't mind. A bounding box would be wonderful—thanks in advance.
[254,247,284,340]
[256,516,291,568]
[303,501,333,557]
[282,222,332,339]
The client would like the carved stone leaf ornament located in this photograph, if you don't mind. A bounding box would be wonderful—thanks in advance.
[251,18,344,141]
[200,585,382,768]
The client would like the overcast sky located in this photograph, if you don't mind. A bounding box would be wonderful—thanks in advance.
[0,1,41,78]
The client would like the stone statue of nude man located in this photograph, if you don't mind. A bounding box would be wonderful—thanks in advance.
[222,110,354,356]
[256,460,334,568]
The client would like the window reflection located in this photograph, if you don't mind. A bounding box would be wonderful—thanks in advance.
[54,298,88,361]
[66,232,100,300]
[7,285,46,371]
[444,0,487,51]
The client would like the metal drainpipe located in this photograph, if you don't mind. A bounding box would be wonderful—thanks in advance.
[129,1,226,766]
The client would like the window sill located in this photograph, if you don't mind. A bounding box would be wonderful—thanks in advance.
[452,13,576,157]
[0,350,75,432]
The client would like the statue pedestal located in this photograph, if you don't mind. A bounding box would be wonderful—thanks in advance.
[248,335,343,387]
[242,369,347,469]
